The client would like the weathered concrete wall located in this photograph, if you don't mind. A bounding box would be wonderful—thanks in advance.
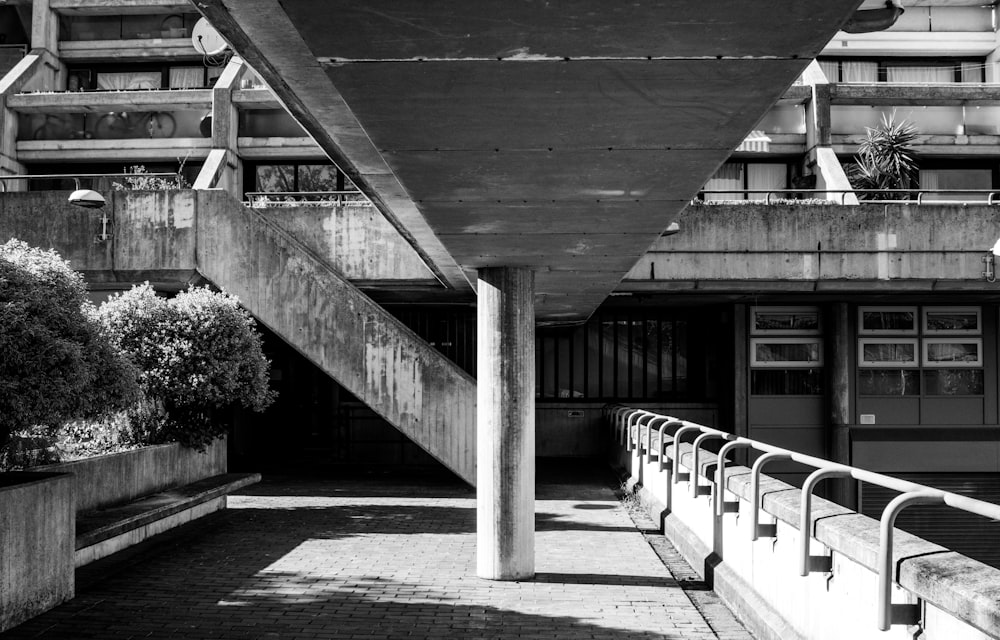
[110,190,198,284]
[618,426,1000,640]
[0,191,436,286]
[625,203,1000,287]
[0,472,74,633]
[196,190,476,484]
[40,439,227,513]
[0,191,112,271]
[258,205,437,283]
[0,190,197,285]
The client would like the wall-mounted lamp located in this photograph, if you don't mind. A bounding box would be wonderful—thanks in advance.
[68,178,106,209]
[841,0,905,34]
[982,237,1000,282]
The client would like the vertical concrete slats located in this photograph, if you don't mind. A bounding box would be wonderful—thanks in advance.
[195,190,476,484]
[477,266,535,580]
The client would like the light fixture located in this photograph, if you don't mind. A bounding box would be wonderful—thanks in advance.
[982,236,1000,282]
[841,0,905,34]
[661,222,681,237]
[68,178,106,209]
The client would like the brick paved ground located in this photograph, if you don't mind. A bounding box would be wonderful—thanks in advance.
[2,463,752,640]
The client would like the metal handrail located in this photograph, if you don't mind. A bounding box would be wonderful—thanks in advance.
[0,172,182,192]
[696,188,1000,206]
[606,404,1000,632]
[245,190,370,206]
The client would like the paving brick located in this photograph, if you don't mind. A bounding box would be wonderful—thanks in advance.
[1,463,751,640]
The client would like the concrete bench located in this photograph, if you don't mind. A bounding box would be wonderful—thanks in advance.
[75,472,260,567]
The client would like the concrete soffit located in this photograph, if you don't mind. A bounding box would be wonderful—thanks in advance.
[193,0,474,295]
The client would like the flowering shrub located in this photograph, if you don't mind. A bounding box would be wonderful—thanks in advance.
[99,284,275,449]
[0,239,139,450]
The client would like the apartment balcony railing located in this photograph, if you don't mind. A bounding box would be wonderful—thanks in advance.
[697,189,1000,205]
[245,191,371,207]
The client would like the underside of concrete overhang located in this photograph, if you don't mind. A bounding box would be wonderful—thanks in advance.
[196,0,863,322]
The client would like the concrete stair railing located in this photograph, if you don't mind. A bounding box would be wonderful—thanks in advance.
[196,190,476,484]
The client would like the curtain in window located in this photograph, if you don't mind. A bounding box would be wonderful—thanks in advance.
[746,164,786,201]
[841,61,877,83]
[961,62,983,83]
[96,71,161,90]
[887,66,953,84]
[818,60,839,82]
[920,169,991,202]
[703,163,743,201]
[169,67,203,89]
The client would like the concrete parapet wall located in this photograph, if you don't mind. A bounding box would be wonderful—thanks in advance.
[625,203,1000,287]
[0,190,197,284]
[257,205,437,282]
[620,439,1000,640]
[0,472,74,633]
[0,190,438,285]
[39,439,227,513]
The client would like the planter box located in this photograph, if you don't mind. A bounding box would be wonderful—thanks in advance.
[0,472,74,633]
[41,438,227,512]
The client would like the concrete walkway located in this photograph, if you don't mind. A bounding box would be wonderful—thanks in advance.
[2,464,752,639]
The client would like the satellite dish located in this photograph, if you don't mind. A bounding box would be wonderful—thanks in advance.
[191,17,229,56]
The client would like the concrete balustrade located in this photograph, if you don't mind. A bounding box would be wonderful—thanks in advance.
[612,413,1000,640]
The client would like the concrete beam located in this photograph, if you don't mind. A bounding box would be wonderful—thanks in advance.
[7,89,213,113]
[477,266,535,581]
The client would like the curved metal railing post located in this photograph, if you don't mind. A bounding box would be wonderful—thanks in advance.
[798,467,852,576]
[715,440,754,516]
[690,432,731,498]
[877,491,944,631]
[658,420,684,472]
[672,423,702,485]
[751,452,792,540]
[646,415,671,464]
[635,412,656,455]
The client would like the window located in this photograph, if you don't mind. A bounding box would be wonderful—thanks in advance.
[818,57,986,84]
[858,306,984,396]
[751,306,820,335]
[249,163,357,195]
[700,162,790,201]
[750,306,823,395]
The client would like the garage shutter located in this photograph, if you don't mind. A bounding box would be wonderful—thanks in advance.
[860,474,1000,569]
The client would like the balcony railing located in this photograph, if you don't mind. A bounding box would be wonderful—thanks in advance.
[245,191,371,207]
[696,188,1000,205]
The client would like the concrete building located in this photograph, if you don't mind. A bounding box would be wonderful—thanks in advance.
[2,0,1000,574]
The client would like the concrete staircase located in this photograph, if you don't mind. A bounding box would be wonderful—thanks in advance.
[195,190,476,484]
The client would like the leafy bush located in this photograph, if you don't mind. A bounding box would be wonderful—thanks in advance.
[99,284,275,449]
[0,239,140,450]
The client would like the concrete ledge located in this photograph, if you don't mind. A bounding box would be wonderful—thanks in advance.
[75,472,260,567]
[75,497,225,568]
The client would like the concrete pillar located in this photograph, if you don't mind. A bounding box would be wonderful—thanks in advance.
[827,302,856,509]
[477,266,535,581]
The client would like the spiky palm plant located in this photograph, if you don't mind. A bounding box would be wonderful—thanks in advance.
[846,113,919,200]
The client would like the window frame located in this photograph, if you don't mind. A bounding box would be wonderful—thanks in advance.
[858,338,920,368]
[922,306,981,335]
[922,338,983,368]
[750,306,821,336]
[750,337,824,368]
[858,306,918,335]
